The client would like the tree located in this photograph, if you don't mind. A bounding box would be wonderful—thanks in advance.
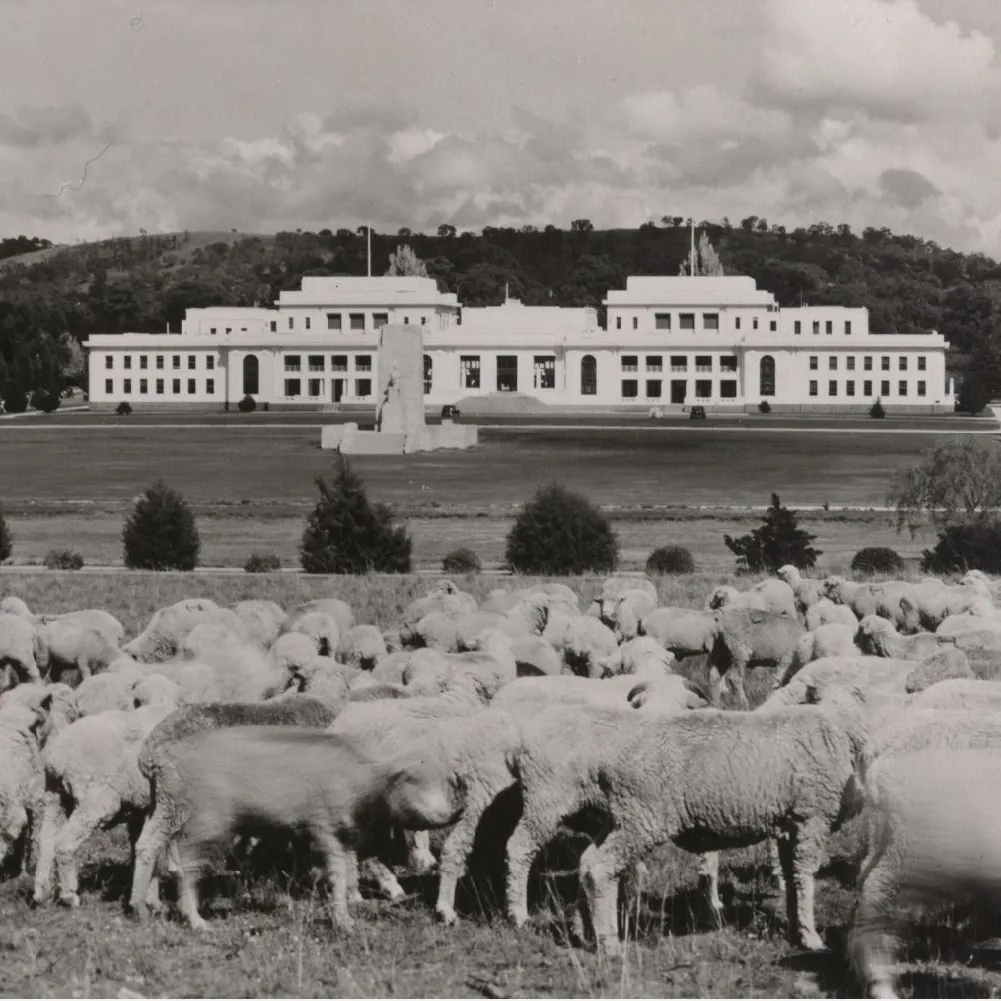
[385,244,429,278]
[570,219,593,233]
[724,493,821,573]
[437,224,457,239]
[679,231,725,277]
[0,503,12,562]
[122,481,200,571]
[56,331,87,387]
[958,372,988,415]
[300,458,412,573]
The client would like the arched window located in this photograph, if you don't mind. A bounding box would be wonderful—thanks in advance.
[581,354,597,396]
[759,355,775,397]
[423,354,432,395]
[243,354,259,396]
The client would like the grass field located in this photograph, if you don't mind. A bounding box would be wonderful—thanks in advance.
[3,571,1000,999]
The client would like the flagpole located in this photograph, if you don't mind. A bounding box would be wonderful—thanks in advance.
[367,224,372,277]
[690,220,695,277]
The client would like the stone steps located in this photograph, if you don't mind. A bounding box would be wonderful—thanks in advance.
[339,431,408,455]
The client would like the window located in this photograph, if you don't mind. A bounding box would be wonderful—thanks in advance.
[794,321,802,335]
[809,380,818,397]
[752,317,759,330]
[124,356,132,370]
[829,380,837,397]
[355,378,371,397]
[533,355,555,390]
[242,356,259,395]
[679,313,695,330]
[104,356,113,370]
[829,357,838,371]
[423,355,432,395]
[373,313,388,328]
[632,317,638,330]
[172,356,180,370]
[331,355,347,372]
[695,379,712,398]
[206,379,215,395]
[621,379,638,398]
[769,320,777,331]
[703,313,719,330]
[881,357,890,371]
[288,317,294,330]
[813,321,820,335]
[847,356,856,371]
[210,327,217,335]
[355,355,372,372]
[156,355,164,370]
[156,379,164,395]
[735,317,741,330]
[187,379,196,394]
[421,317,427,326]
[655,313,671,330]
[497,355,518,392]
[206,357,214,371]
[580,355,596,396]
[225,327,232,334]
[809,356,818,371]
[845,320,852,335]
[825,320,833,334]
[104,378,113,394]
[285,379,301,397]
[695,355,712,372]
[124,378,133,394]
[621,355,638,373]
[900,357,908,371]
[670,355,687,372]
[720,380,737,398]
[349,313,365,331]
[460,355,480,389]
[140,356,148,370]
[881,380,890,396]
[864,356,873,371]
[285,355,301,372]
[918,356,926,371]
[305,317,311,330]
[864,380,872,397]
[615,316,622,330]
[269,321,277,332]
[172,379,180,394]
[327,313,342,330]
[140,379,148,395]
[846,380,855,397]
[646,355,663,372]
[759,356,776,397]
[720,356,737,372]
[403,317,409,325]
[186,355,194,370]
[918,381,926,397]
[899,380,907,396]
[645,380,662,398]
[308,355,324,372]
[308,378,323,397]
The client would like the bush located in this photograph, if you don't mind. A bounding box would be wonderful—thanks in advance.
[43,548,84,570]
[442,547,481,574]
[122,481,200,571]
[505,483,618,575]
[724,492,821,574]
[645,545,695,575]
[29,389,60,413]
[958,373,988,416]
[244,552,281,573]
[3,385,27,414]
[851,546,905,577]
[238,394,257,413]
[300,457,412,573]
[0,504,12,562]
[869,398,886,419]
[758,400,771,414]
[115,401,133,416]
[922,521,1001,574]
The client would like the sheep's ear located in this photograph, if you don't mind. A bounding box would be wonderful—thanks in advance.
[38,692,54,712]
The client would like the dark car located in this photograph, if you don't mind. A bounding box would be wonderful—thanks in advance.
[441,404,461,419]
[689,405,707,420]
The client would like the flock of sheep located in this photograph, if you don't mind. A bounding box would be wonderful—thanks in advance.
[3,566,1001,998]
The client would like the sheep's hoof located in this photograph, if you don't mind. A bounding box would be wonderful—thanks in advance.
[508,908,529,929]
[332,914,356,934]
[186,915,210,933]
[595,937,623,961]
[797,930,826,952]
[435,904,458,926]
[57,892,80,909]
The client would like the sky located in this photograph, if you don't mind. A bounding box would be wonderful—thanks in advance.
[2,0,1000,253]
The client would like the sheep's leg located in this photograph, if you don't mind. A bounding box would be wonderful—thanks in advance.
[313,831,354,932]
[697,851,723,916]
[32,790,65,905]
[173,840,209,932]
[578,830,635,959]
[129,808,173,918]
[849,855,902,1000]
[789,820,827,951]
[505,806,564,928]
[406,829,436,874]
[345,850,363,904]
[769,838,786,893]
[53,788,120,907]
[358,856,406,901]
[0,807,27,874]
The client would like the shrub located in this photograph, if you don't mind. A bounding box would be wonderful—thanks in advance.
[758,400,771,414]
[958,373,988,416]
[645,545,695,575]
[0,504,12,562]
[122,481,200,571]
[505,483,618,575]
[43,548,84,570]
[115,401,133,416]
[244,552,281,573]
[238,394,257,413]
[29,389,60,413]
[724,492,821,573]
[3,385,27,414]
[851,546,905,577]
[442,547,481,574]
[922,521,1001,574]
[300,457,412,573]
[869,398,886,419]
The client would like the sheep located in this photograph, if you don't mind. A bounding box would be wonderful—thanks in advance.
[403,631,517,701]
[541,600,577,652]
[855,615,942,662]
[898,577,995,632]
[3,602,125,647]
[822,577,918,631]
[908,678,1001,711]
[638,606,716,660]
[32,619,123,686]
[71,667,149,718]
[282,611,340,658]
[369,650,413,685]
[33,679,181,907]
[805,597,859,631]
[505,703,867,955]
[482,583,578,615]
[403,611,461,651]
[128,725,460,931]
[607,589,658,640]
[293,660,352,713]
[269,632,319,684]
[706,585,767,613]
[336,625,387,671]
[123,599,248,663]
[0,596,32,618]
[177,621,247,660]
[594,578,658,625]
[0,702,46,874]
[400,581,478,628]
[780,623,861,684]
[598,635,675,678]
[231,600,287,650]
[707,606,804,708]
[560,615,619,678]
[0,683,78,744]
[292,598,355,637]
[708,580,797,619]
[776,565,825,616]
[0,612,41,690]
[849,748,1001,999]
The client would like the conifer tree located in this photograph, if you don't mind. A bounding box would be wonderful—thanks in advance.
[724,493,820,573]
[122,481,200,571]
[0,502,12,563]
[385,244,429,277]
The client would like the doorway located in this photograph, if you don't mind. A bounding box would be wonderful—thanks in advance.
[331,379,344,403]
[671,380,686,404]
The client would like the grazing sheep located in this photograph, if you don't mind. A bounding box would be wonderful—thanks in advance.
[293,661,352,713]
[282,611,340,658]
[618,636,675,675]
[805,598,859,632]
[708,580,797,619]
[269,632,319,684]
[0,702,46,874]
[123,600,247,663]
[505,703,866,954]
[403,611,462,651]
[607,589,659,640]
[403,631,517,701]
[71,667,149,718]
[706,585,767,613]
[898,577,994,632]
[292,598,355,637]
[37,610,126,648]
[369,651,413,685]
[638,606,716,660]
[231,600,287,650]
[855,616,942,662]
[776,566,825,616]
[850,748,1001,999]
[400,581,478,629]
[0,683,77,745]
[178,621,247,660]
[33,620,122,686]
[781,623,861,683]
[0,612,41,689]
[129,726,460,931]
[594,578,658,625]
[483,583,578,615]
[336,625,387,671]
[909,678,1001,711]
[560,615,619,679]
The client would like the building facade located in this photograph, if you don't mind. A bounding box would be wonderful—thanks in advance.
[86,274,953,412]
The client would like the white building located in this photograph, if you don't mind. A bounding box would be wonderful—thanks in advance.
[86,273,953,412]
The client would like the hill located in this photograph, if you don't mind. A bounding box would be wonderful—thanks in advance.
[0,218,999,398]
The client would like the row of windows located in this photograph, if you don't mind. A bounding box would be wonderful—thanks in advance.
[105,354,215,371]
[807,380,927,398]
[615,312,724,332]
[283,354,371,373]
[794,320,853,335]
[621,379,738,400]
[459,354,558,391]
[284,378,372,398]
[808,355,926,372]
[621,354,738,373]
[105,378,215,396]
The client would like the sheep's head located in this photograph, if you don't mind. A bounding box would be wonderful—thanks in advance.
[0,596,31,618]
[435,579,459,595]
[822,577,846,601]
[854,615,889,653]
[707,586,738,610]
[775,565,798,585]
[131,674,181,709]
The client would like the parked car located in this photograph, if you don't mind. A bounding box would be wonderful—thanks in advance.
[689,405,707,420]
[441,404,461,419]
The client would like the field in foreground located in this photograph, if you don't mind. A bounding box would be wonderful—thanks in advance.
[3,572,1001,998]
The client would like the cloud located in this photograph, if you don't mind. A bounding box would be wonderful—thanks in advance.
[878,167,942,208]
[0,103,95,148]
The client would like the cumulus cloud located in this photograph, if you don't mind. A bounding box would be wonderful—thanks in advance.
[878,167,942,208]
[0,103,95,148]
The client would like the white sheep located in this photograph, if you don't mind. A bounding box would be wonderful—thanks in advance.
[898,577,995,632]
[805,597,859,631]
[292,598,355,637]
[400,581,478,628]
[231,599,287,649]
[781,623,861,684]
[123,599,248,662]
[0,596,32,618]
[0,702,46,874]
[596,635,675,678]
[178,621,247,660]
[822,577,916,632]
[403,630,517,701]
[854,616,941,661]
[0,612,41,689]
[483,583,578,615]
[336,624,387,671]
[269,632,319,683]
[282,610,340,658]
[908,678,1001,711]
[638,606,716,660]
[560,615,619,678]
[607,589,659,640]
[705,585,767,613]
[33,619,123,685]
[593,577,658,624]
[776,565,825,616]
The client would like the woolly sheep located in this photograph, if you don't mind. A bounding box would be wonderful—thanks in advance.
[850,748,1001,999]
[776,565,825,616]
[615,636,676,676]
[369,650,414,685]
[805,597,859,631]
[935,613,1001,637]
[638,606,716,660]
[296,662,352,713]
[780,623,861,684]
[482,583,578,615]
[123,599,246,663]
[453,596,549,652]
[595,577,657,625]
[855,616,942,662]
[292,598,355,637]
[607,589,658,640]
[336,625,387,671]
[541,600,576,651]
[0,596,32,618]
[505,703,866,954]
[0,702,46,874]
[269,632,319,682]
[32,620,122,686]
[706,585,767,613]
[37,609,126,648]
[908,678,1001,711]
[403,631,517,701]
[561,615,619,678]
[0,612,41,690]
[822,577,918,632]
[400,582,478,628]
[71,667,149,718]
[898,577,994,632]
[463,629,561,677]
[282,611,340,658]
[231,600,287,650]
[403,611,461,651]
[0,683,77,744]
[178,621,247,660]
